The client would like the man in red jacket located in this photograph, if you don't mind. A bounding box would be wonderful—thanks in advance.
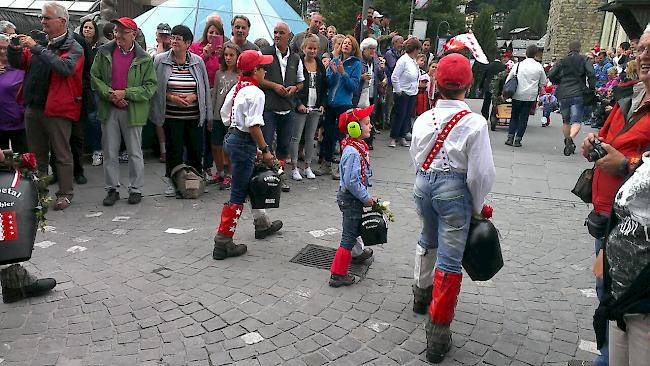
[8,1,84,211]
[577,29,650,366]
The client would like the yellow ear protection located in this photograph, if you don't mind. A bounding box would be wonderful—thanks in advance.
[348,121,362,138]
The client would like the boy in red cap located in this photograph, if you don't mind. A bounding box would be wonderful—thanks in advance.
[329,105,376,287]
[409,53,495,363]
[212,50,283,260]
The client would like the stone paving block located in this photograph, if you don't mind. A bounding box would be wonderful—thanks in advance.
[257,350,282,366]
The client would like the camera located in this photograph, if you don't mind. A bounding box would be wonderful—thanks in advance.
[587,139,608,162]
[30,30,48,45]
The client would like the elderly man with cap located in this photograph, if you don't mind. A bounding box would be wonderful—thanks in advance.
[409,53,495,364]
[90,17,157,206]
[147,23,172,56]
[213,50,283,260]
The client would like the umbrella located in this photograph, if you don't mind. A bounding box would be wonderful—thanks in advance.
[134,0,308,46]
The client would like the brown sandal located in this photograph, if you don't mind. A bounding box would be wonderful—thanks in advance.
[53,196,71,211]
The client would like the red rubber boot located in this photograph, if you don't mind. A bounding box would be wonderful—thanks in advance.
[425,269,462,363]
[329,247,355,287]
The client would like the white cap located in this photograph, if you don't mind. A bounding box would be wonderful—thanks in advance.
[373,11,383,18]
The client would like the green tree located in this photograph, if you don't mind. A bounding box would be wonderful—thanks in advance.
[472,8,497,61]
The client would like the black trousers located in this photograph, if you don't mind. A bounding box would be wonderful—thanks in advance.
[164,119,203,178]
[481,91,492,119]
[0,129,27,153]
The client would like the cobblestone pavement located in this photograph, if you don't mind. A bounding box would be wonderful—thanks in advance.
[0,100,602,365]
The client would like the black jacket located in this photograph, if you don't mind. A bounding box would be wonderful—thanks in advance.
[479,60,506,92]
[593,159,650,349]
[548,51,596,100]
[295,56,327,109]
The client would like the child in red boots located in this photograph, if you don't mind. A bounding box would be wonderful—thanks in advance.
[213,50,283,260]
[329,105,376,287]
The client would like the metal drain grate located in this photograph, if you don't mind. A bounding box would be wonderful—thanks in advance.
[289,244,373,277]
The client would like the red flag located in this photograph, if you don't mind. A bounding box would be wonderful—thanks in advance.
[0,212,18,242]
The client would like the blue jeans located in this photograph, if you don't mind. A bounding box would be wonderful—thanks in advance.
[594,238,609,366]
[224,133,257,205]
[262,111,294,160]
[337,189,363,251]
[559,96,584,125]
[391,93,416,139]
[508,99,535,138]
[413,170,472,274]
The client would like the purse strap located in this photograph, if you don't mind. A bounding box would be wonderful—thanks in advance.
[421,110,471,170]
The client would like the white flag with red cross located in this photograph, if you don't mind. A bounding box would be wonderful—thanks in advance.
[0,212,18,242]
[443,32,489,64]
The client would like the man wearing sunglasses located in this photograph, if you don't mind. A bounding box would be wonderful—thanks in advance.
[8,1,85,211]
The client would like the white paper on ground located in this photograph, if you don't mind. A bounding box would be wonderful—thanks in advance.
[43,225,56,232]
[578,339,601,355]
[365,320,390,333]
[240,332,264,345]
[324,227,339,235]
[112,216,131,222]
[309,230,325,237]
[85,212,103,218]
[34,241,56,249]
[66,246,87,253]
[73,236,93,243]
[111,229,128,235]
[165,228,194,234]
[579,288,597,298]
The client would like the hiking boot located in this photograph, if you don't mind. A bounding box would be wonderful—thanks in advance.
[513,137,522,147]
[1,264,56,303]
[329,274,355,287]
[351,248,373,264]
[103,189,119,206]
[213,233,247,260]
[505,135,514,146]
[127,192,142,204]
[254,216,283,239]
[564,137,576,156]
[412,285,433,315]
[425,320,453,363]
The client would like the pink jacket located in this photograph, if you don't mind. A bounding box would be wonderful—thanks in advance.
[189,41,220,88]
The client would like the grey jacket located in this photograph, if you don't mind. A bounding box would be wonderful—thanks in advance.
[548,51,596,100]
[150,50,212,127]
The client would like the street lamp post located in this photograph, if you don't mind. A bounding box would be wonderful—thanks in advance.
[434,20,450,57]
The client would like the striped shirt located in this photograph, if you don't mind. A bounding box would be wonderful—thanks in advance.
[165,52,199,120]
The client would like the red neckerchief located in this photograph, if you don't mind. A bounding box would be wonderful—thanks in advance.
[341,137,370,186]
[230,75,260,124]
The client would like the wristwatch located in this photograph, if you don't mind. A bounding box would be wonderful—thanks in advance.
[260,145,270,154]
[619,157,630,176]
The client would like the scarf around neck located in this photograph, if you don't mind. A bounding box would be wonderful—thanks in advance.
[341,137,370,185]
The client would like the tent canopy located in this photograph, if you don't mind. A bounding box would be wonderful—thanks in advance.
[134,0,308,47]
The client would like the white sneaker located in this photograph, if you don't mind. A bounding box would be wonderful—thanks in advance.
[91,151,103,166]
[163,177,175,197]
[304,167,316,179]
[291,168,303,181]
[405,132,412,141]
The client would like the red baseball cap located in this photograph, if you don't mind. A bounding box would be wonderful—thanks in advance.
[436,53,472,91]
[338,105,374,134]
[544,85,554,94]
[237,50,273,72]
[111,17,138,31]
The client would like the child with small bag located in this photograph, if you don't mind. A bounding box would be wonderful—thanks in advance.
[329,105,376,287]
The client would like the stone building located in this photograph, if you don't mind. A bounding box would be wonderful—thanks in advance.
[544,0,607,62]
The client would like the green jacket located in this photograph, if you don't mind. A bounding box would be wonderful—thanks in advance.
[90,40,157,126]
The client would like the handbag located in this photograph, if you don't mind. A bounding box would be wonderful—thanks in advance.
[359,207,388,246]
[585,210,610,239]
[0,167,38,265]
[502,63,519,99]
[572,165,595,203]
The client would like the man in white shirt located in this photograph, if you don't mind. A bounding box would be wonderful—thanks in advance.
[409,53,495,364]
[504,45,547,147]
[259,22,304,192]
[389,37,421,147]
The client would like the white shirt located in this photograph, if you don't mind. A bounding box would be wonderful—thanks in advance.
[391,54,419,96]
[220,84,265,132]
[505,58,548,102]
[409,100,496,213]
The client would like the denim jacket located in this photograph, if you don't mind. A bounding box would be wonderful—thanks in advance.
[339,145,372,203]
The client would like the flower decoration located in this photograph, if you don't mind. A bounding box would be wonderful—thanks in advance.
[373,199,395,222]
[481,205,493,220]
[10,152,51,230]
